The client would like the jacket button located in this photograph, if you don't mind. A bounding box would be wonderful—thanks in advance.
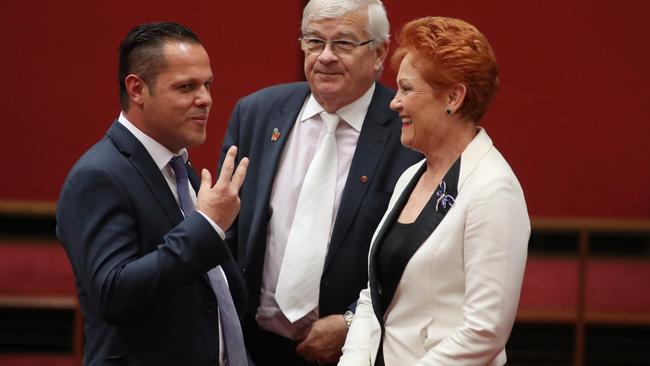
[206,302,216,313]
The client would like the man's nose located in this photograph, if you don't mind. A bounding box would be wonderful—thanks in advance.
[196,86,212,107]
[316,43,338,63]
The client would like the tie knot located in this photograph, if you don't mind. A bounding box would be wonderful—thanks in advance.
[320,112,340,134]
[169,155,188,180]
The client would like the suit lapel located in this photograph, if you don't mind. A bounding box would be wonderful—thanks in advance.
[369,155,461,323]
[186,160,215,289]
[245,88,310,268]
[325,84,394,268]
[106,122,184,226]
[109,122,222,293]
[368,163,425,323]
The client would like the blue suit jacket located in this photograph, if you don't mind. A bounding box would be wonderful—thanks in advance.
[56,121,246,366]
[220,82,422,320]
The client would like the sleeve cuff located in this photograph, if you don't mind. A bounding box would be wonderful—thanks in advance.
[196,210,226,240]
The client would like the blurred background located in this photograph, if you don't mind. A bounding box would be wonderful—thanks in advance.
[0,0,648,365]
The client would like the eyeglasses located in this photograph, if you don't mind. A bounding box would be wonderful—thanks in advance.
[299,36,374,55]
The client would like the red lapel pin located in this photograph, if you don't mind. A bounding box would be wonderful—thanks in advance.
[271,128,281,142]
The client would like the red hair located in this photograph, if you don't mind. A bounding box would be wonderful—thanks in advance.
[392,16,499,122]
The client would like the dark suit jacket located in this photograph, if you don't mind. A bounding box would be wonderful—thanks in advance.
[220,82,422,322]
[56,121,246,366]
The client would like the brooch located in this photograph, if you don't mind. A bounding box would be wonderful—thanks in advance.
[271,128,281,142]
[435,181,456,211]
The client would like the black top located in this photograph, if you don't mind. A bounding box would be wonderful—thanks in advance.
[373,158,461,317]
[376,221,414,313]
[371,158,461,366]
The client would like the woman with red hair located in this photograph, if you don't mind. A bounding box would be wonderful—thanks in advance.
[339,17,530,366]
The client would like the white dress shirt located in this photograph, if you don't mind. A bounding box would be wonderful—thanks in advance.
[257,84,375,339]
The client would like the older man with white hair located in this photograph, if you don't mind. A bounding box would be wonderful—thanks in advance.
[219,1,422,364]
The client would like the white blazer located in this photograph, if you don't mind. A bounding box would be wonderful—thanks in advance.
[339,128,530,366]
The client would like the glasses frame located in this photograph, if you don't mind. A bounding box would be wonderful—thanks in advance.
[299,36,375,55]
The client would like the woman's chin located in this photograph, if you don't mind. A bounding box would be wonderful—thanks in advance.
[400,134,414,149]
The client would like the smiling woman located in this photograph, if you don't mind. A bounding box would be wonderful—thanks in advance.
[339,16,530,366]
[389,53,453,152]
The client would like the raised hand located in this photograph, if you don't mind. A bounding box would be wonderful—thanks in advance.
[197,146,249,231]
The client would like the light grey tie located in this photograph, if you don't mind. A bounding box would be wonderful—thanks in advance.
[169,156,248,366]
[206,270,247,366]
[275,111,340,322]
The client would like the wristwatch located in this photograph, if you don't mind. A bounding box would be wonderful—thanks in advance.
[343,310,354,328]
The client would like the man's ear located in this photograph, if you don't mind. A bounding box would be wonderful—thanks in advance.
[124,74,148,107]
[374,41,389,74]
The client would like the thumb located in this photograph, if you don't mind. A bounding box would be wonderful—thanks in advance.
[199,168,212,192]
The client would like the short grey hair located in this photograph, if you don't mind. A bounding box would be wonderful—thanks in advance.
[301,0,390,48]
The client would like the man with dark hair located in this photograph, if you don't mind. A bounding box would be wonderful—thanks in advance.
[117,22,201,111]
[57,22,249,365]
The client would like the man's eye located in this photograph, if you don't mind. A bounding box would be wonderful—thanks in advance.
[333,40,355,50]
[306,39,325,46]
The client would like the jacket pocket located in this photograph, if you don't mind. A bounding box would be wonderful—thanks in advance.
[420,318,439,351]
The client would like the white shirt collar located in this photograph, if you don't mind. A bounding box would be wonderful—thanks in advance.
[300,82,376,132]
[117,112,188,169]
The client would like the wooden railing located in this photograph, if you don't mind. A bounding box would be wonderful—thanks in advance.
[2,200,649,365]
[518,217,650,365]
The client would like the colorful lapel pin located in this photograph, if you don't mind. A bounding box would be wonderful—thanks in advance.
[271,128,281,142]
[360,175,368,183]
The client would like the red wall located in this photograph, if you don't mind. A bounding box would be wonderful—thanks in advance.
[2,0,649,218]
[1,0,304,202]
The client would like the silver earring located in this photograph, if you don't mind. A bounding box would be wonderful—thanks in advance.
[446,106,453,115]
